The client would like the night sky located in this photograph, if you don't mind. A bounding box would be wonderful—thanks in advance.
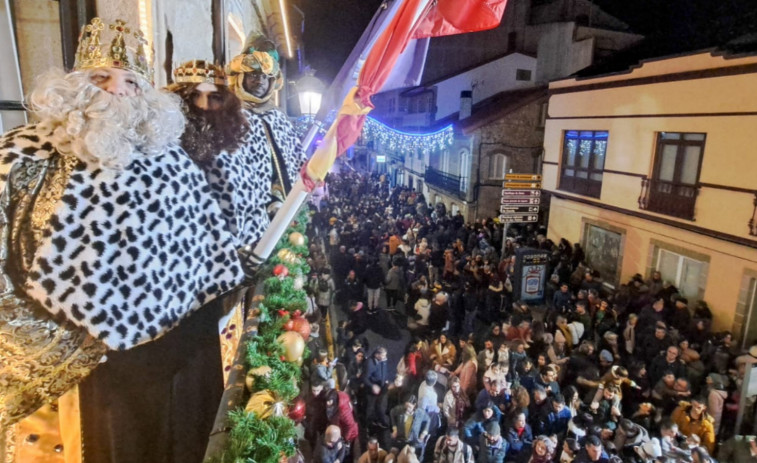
[296,0,757,84]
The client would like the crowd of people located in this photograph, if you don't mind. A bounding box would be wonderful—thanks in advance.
[300,171,757,463]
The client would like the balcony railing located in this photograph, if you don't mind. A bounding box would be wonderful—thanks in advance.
[425,166,465,198]
[638,177,699,220]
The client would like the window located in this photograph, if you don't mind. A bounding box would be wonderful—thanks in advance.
[583,223,623,288]
[488,153,507,180]
[459,148,471,193]
[516,69,532,81]
[559,130,607,198]
[655,248,707,302]
[739,276,757,348]
[646,132,705,220]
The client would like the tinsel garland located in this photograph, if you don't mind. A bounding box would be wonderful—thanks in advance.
[208,208,311,463]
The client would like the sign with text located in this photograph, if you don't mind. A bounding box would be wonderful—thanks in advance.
[505,173,542,181]
[499,214,539,223]
[500,205,540,214]
[503,182,541,189]
[501,189,541,197]
[501,197,541,205]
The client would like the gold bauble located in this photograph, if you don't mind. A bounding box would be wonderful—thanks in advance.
[288,232,305,247]
[277,248,297,264]
[245,365,273,392]
[277,331,305,365]
[245,390,287,419]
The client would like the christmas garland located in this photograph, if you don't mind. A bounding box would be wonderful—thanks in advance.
[209,208,312,463]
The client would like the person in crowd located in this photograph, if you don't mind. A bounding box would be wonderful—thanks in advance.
[326,388,359,446]
[390,394,431,455]
[671,397,716,454]
[529,435,558,463]
[358,437,388,463]
[477,422,506,463]
[434,428,474,463]
[365,346,391,428]
[315,425,347,463]
[444,376,471,429]
[504,412,533,462]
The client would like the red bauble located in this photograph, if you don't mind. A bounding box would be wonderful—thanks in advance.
[273,264,289,277]
[283,319,294,331]
[290,317,311,341]
[288,397,306,422]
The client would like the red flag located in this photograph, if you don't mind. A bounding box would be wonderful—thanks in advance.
[307,0,508,179]
[412,0,508,39]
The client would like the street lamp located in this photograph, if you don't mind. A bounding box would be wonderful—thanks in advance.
[296,70,325,116]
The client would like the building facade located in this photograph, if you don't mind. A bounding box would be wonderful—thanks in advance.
[542,50,757,344]
[0,0,296,132]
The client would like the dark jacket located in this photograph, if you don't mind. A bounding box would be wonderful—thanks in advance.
[477,435,507,463]
[504,425,533,461]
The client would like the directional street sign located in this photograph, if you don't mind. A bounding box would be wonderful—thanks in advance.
[505,173,542,181]
[503,182,541,189]
[500,197,541,205]
[499,214,539,223]
[501,189,541,197]
[500,205,540,214]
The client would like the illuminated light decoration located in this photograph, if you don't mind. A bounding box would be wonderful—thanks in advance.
[362,116,454,155]
[278,0,294,58]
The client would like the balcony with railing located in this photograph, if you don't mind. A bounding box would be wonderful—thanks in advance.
[425,166,465,199]
[638,176,699,220]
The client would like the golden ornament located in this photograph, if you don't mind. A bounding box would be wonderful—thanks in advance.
[245,365,273,392]
[288,232,305,247]
[277,331,305,365]
[277,248,299,264]
[245,390,287,419]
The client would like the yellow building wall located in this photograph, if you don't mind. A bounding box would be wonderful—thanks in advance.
[548,196,757,334]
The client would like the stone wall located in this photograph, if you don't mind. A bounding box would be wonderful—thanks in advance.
[470,98,547,221]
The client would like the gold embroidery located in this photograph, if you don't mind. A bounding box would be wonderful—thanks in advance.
[29,155,79,248]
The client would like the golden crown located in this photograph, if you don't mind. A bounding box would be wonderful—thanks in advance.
[74,17,153,83]
[173,60,227,85]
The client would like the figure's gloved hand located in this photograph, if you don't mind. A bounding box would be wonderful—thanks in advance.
[237,244,260,283]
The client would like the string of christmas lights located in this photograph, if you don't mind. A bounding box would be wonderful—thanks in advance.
[362,116,454,155]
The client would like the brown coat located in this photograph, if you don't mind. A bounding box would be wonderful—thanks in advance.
[671,401,716,453]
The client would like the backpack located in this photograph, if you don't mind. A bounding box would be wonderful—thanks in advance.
[318,278,329,292]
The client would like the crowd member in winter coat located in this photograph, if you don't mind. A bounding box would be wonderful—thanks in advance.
[434,428,474,463]
[476,422,506,463]
[325,388,359,443]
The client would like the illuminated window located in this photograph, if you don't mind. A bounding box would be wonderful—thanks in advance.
[559,130,607,198]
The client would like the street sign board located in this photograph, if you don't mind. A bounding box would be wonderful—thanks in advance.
[501,197,541,205]
[501,189,541,197]
[505,173,542,181]
[500,205,540,214]
[499,214,539,223]
[503,182,541,189]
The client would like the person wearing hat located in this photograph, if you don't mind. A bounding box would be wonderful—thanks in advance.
[477,422,507,463]
[433,428,474,463]
[226,33,306,245]
[0,16,246,462]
